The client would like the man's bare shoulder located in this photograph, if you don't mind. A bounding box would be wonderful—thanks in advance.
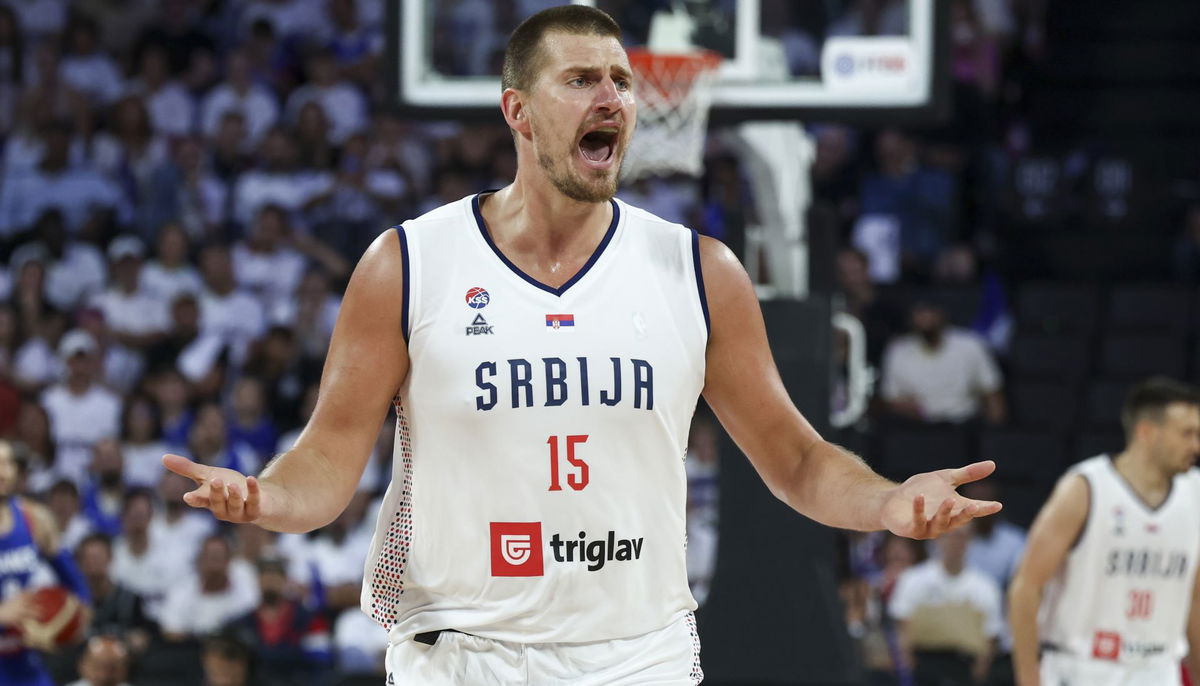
[696,235,744,286]
[1036,469,1091,532]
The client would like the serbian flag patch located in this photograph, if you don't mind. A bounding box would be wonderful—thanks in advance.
[545,314,575,329]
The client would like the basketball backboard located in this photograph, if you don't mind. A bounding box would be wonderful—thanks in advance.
[388,0,948,124]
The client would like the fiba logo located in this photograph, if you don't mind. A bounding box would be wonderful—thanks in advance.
[500,535,532,565]
[465,287,490,309]
[490,522,544,576]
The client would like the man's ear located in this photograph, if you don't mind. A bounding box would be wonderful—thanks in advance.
[501,88,531,136]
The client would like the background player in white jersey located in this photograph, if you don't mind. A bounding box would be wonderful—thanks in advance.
[164,5,1002,683]
[1010,377,1200,686]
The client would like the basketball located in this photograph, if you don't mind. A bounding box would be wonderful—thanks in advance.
[20,587,86,649]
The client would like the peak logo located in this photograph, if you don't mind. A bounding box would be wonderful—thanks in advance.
[489,523,643,576]
[490,522,543,576]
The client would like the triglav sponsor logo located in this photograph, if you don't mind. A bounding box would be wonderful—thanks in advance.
[489,523,643,576]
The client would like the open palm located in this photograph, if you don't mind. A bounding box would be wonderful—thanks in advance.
[881,460,1003,539]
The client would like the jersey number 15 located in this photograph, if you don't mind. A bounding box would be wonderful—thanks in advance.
[548,435,589,491]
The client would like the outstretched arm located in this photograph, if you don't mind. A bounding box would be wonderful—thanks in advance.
[698,237,999,537]
[1009,473,1089,686]
[1184,536,1200,680]
[165,229,410,533]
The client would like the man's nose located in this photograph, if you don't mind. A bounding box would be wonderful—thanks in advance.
[593,76,623,112]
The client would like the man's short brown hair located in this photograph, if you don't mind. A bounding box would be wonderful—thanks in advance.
[501,5,622,92]
[1121,376,1200,437]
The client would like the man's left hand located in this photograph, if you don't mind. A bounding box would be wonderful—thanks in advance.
[880,460,1002,539]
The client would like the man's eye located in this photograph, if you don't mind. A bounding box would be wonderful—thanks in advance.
[570,77,588,87]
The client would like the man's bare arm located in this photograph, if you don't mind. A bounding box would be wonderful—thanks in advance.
[1009,473,1089,686]
[165,229,410,532]
[1185,547,1200,680]
[698,237,999,537]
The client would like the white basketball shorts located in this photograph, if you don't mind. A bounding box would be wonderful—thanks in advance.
[1041,652,1181,686]
[385,611,703,685]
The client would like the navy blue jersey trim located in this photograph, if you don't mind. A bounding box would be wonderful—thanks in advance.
[691,230,711,338]
[394,225,411,344]
[471,193,620,297]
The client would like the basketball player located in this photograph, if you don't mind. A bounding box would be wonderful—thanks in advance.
[0,440,91,686]
[164,6,1001,683]
[1010,377,1200,685]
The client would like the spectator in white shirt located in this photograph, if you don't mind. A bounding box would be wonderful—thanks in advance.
[140,222,204,304]
[38,329,122,484]
[11,306,66,395]
[126,43,196,138]
[271,267,341,359]
[160,535,259,640]
[74,305,145,395]
[119,393,167,489]
[199,48,279,147]
[232,126,333,227]
[150,472,217,579]
[324,0,385,89]
[111,488,179,621]
[0,123,129,238]
[284,48,367,145]
[890,523,1003,685]
[88,235,168,348]
[144,136,230,240]
[881,300,1007,424]
[46,478,93,552]
[59,15,124,106]
[38,211,108,313]
[232,204,307,310]
[198,243,266,360]
[88,96,170,211]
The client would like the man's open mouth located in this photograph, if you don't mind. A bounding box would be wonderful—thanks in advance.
[579,127,619,163]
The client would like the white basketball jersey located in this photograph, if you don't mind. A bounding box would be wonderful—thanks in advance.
[361,194,708,644]
[1040,455,1200,667]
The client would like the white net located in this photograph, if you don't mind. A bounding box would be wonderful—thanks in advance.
[622,49,722,180]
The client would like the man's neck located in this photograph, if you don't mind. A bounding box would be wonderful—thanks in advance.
[0,498,11,536]
[127,530,149,553]
[1114,448,1173,506]
[480,180,613,275]
[941,559,964,577]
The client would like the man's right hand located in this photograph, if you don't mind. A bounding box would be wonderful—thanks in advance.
[162,454,264,524]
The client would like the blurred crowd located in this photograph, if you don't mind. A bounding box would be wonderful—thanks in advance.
[0,0,416,683]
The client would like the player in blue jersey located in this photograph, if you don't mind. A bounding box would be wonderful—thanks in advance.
[0,440,91,686]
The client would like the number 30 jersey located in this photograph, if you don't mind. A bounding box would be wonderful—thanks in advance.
[1039,455,1200,667]
[361,194,709,644]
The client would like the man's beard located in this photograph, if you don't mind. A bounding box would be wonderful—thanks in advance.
[536,137,622,203]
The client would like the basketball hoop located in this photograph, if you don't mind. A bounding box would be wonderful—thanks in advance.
[622,48,722,180]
